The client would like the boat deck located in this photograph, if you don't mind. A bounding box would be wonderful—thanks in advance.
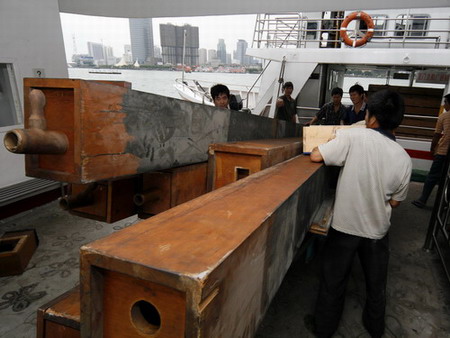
[0,182,449,337]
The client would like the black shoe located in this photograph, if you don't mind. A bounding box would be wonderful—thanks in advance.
[412,200,426,208]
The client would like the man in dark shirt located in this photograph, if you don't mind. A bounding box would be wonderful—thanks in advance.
[275,81,297,123]
[341,84,367,125]
[307,87,346,125]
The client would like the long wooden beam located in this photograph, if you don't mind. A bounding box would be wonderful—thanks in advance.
[80,156,330,337]
[5,78,299,184]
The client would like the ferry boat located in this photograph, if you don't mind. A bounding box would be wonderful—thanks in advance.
[1,1,449,210]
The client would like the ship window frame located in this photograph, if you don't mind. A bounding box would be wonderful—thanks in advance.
[0,63,22,130]
[394,14,430,37]
[370,14,389,37]
[306,21,318,40]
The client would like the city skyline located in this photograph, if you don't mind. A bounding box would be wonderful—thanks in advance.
[60,13,256,62]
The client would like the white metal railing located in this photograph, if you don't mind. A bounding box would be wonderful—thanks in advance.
[252,12,450,49]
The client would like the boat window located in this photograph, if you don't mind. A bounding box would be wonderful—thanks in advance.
[306,22,318,40]
[0,64,22,128]
[395,14,430,37]
[370,15,388,37]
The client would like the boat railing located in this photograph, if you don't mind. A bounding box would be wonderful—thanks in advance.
[252,12,450,49]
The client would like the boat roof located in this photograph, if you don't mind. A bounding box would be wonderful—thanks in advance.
[58,0,450,18]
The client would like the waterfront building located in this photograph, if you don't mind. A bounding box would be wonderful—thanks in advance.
[207,49,217,64]
[199,48,207,65]
[129,18,154,65]
[160,24,199,66]
[217,38,227,64]
[87,41,105,64]
[235,39,248,65]
[226,53,232,65]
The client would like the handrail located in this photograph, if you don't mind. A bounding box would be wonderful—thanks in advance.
[252,12,450,49]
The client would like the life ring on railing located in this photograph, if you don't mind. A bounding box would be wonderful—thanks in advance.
[340,11,374,47]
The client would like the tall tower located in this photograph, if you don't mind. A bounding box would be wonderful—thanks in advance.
[217,39,227,64]
[160,24,199,66]
[198,48,207,65]
[236,39,248,65]
[129,18,154,64]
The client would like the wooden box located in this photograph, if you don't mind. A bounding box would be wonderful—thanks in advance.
[36,287,80,338]
[302,125,365,153]
[12,78,298,184]
[137,162,207,217]
[0,229,38,276]
[209,137,302,189]
[65,176,139,223]
[368,85,444,140]
[80,156,331,337]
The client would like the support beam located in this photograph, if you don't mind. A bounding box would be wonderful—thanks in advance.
[5,78,299,184]
[80,156,331,337]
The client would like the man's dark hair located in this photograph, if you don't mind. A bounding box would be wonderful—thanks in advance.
[283,81,293,89]
[349,84,364,95]
[367,89,405,130]
[444,93,450,102]
[210,84,230,100]
[331,87,343,97]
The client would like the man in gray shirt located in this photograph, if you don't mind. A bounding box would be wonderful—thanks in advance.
[310,89,412,338]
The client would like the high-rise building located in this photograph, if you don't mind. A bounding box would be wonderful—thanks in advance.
[87,42,105,62]
[208,49,217,62]
[129,18,154,65]
[198,48,207,65]
[235,39,248,65]
[103,45,115,65]
[217,39,226,64]
[160,24,199,66]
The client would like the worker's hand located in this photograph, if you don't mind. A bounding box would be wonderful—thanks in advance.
[276,98,284,108]
[310,147,324,162]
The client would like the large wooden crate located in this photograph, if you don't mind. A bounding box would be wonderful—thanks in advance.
[368,85,444,140]
[80,156,331,337]
[209,138,302,189]
[137,162,208,217]
[11,78,299,184]
[36,287,80,338]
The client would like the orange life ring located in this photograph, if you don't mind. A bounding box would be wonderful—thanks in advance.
[340,11,374,47]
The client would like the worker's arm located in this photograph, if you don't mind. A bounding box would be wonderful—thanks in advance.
[310,146,323,162]
[430,133,442,154]
[305,116,318,126]
[389,199,401,208]
[276,98,284,108]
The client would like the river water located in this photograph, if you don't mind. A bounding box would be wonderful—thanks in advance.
[68,68,445,107]
[68,68,260,100]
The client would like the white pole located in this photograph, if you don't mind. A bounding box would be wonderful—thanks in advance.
[182,29,187,82]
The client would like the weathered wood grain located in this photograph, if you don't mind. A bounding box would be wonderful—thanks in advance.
[20,78,300,184]
[80,156,331,337]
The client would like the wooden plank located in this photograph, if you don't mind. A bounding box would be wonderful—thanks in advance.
[209,138,302,189]
[17,78,300,184]
[80,156,331,337]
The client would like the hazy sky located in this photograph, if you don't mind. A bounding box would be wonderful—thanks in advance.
[60,13,257,61]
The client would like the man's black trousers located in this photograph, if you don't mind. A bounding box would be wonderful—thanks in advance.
[314,227,389,338]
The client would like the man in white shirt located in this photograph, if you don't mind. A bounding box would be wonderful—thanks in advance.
[310,89,412,338]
